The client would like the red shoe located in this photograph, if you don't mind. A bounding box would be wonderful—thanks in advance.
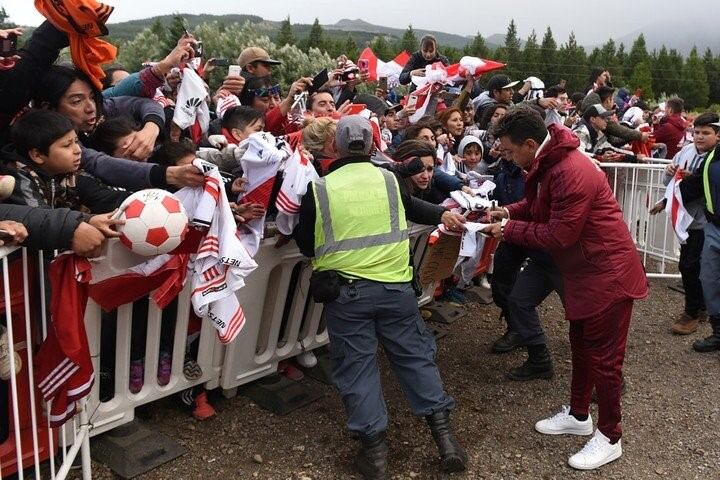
[192,391,216,421]
[278,360,304,381]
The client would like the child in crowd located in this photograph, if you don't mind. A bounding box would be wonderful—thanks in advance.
[456,135,485,175]
[652,112,720,334]
[5,109,130,216]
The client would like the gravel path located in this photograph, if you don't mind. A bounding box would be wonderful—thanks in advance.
[87,279,720,480]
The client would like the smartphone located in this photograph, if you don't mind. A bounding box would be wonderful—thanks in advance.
[406,94,418,109]
[308,68,329,95]
[228,65,242,77]
[378,76,388,92]
[341,68,359,82]
[0,33,17,56]
[194,41,203,58]
[211,58,230,67]
[358,59,369,74]
[0,230,14,242]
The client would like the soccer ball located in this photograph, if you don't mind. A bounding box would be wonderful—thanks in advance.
[117,189,189,256]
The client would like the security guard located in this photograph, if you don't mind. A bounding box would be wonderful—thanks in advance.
[295,116,468,479]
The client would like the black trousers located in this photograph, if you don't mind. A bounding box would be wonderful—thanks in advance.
[679,229,705,317]
[490,242,527,322]
[506,258,564,346]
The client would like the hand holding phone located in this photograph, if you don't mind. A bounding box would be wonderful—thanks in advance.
[211,58,230,67]
[228,65,242,77]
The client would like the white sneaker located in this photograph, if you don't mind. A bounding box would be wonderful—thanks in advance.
[296,351,317,368]
[535,405,593,435]
[568,429,622,470]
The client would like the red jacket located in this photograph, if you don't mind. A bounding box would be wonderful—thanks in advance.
[653,113,687,159]
[503,124,648,320]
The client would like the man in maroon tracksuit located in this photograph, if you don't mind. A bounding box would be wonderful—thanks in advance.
[483,107,648,470]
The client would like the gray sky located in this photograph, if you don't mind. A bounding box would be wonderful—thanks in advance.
[4,0,719,45]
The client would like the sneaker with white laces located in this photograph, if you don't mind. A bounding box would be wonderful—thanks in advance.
[296,351,317,368]
[535,405,593,435]
[568,429,622,470]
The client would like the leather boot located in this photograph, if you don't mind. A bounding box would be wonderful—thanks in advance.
[491,329,523,353]
[506,344,554,381]
[693,316,720,352]
[426,411,468,473]
[671,312,699,335]
[355,432,388,480]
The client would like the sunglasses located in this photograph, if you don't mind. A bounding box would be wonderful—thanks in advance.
[250,84,281,98]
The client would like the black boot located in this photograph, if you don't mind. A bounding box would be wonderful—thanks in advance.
[491,329,523,353]
[426,411,468,473]
[505,344,554,381]
[693,316,720,352]
[355,432,388,480]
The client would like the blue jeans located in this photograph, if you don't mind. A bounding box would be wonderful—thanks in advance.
[700,223,720,319]
[323,280,454,435]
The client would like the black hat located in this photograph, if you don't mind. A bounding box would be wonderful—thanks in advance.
[487,74,519,93]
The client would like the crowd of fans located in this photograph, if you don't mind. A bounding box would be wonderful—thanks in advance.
[0,4,719,432]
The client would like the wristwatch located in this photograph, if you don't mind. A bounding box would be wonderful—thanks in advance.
[500,218,509,239]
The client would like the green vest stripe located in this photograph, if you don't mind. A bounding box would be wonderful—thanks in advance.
[704,149,716,214]
[314,169,408,257]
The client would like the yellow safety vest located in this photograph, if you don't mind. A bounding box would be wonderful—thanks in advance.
[312,162,411,282]
[703,148,716,214]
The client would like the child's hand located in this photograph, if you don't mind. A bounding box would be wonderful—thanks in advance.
[89,212,123,238]
[649,200,665,215]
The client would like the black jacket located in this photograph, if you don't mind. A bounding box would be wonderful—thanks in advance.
[294,156,446,258]
[0,144,130,214]
[0,203,85,251]
[0,21,68,141]
[399,51,450,90]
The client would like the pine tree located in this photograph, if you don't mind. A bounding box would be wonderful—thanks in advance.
[400,25,418,53]
[625,34,650,79]
[276,17,296,47]
[162,15,188,54]
[668,48,685,97]
[371,35,392,60]
[703,48,720,105]
[464,32,489,58]
[653,46,680,97]
[443,46,462,63]
[499,19,522,79]
[682,46,709,109]
[0,6,12,28]
[538,27,558,86]
[558,32,587,93]
[597,39,623,86]
[521,30,541,82]
[343,34,359,61]
[307,18,325,51]
[628,61,654,99]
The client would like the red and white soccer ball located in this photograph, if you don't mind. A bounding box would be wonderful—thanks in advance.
[117,189,189,256]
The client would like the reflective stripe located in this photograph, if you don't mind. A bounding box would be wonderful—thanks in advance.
[704,149,716,214]
[315,169,408,256]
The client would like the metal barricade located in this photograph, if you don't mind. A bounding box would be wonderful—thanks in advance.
[600,162,681,278]
[0,246,91,480]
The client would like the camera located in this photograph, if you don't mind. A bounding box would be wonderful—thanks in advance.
[193,41,203,58]
[0,33,17,57]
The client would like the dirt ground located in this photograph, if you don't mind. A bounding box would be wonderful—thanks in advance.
[88,278,720,480]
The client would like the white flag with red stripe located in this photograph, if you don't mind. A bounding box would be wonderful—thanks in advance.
[238,132,290,255]
[275,148,319,235]
[358,48,410,86]
[664,171,693,243]
[408,82,435,124]
[413,57,506,87]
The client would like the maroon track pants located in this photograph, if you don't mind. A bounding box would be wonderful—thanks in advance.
[569,299,634,443]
